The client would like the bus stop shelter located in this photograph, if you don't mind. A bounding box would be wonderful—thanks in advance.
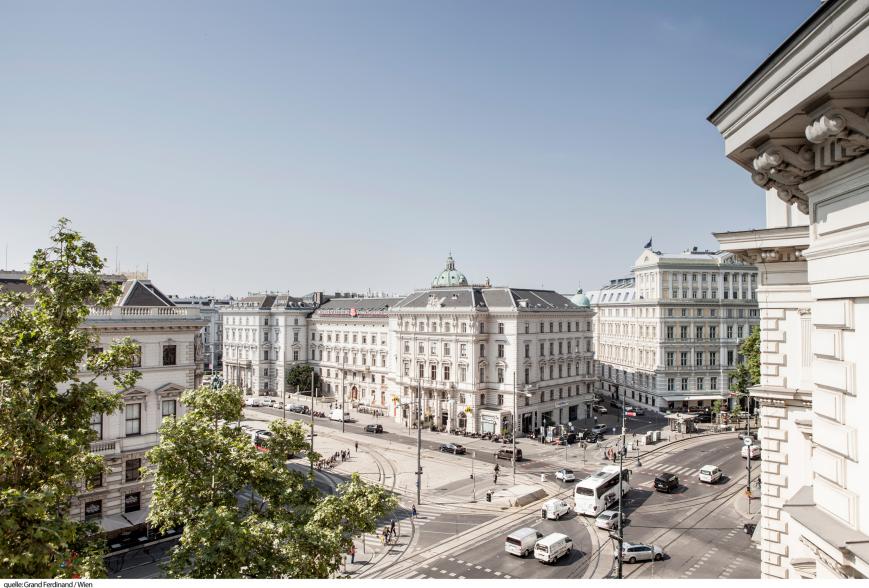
[666,413,698,434]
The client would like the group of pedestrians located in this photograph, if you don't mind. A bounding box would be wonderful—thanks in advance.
[315,448,352,470]
[380,519,398,544]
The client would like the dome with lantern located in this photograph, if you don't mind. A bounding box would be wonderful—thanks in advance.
[432,254,469,288]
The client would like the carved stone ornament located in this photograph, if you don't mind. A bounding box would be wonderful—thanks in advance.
[734,247,805,265]
[799,536,849,578]
[750,102,869,215]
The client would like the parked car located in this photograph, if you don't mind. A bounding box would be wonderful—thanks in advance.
[592,424,608,435]
[555,469,575,483]
[695,412,713,423]
[699,465,722,484]
[312,410,326,418]
[559,432,577,445]
[365,424,384,434]
[616,542,664,563]
[439,443,466,455]
[541,499,571,520]
[244,397,262,407]
[253,430,272,449]
[505,527,543,558]
[272,399,285,410]
[593,405,608,414]
[495,448,522,461]
[738,431,759,442]
[741,444,761,460]
[628,407,645,416]
[534,533,572,564]
[595,510,628,530]
[654,472,679,493]
[578,429,599,443]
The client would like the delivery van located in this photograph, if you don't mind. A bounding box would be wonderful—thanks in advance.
[534,533,572,564]
[504,527,543,557]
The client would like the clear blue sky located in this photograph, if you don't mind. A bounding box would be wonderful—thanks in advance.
[0,0,820,298]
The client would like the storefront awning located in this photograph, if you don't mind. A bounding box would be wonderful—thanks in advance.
[122,507,149,527]
[99,514,132,532]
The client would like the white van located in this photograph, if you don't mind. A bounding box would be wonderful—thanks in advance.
[541,499,571,520]
[329,408,353,422]
[741,445,761,460]
[505,527,542,557]
[244,396,262,407]
[699,465,722,484]
[534,533,572,564]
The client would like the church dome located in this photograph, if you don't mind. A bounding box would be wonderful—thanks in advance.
[570,288,591,308]
[432,254,468,288]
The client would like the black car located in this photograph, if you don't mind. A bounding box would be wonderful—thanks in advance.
[365,424,383,433]
[439,443,466,455]
[654,472,679,493]
[694,412,712,423]
[559,432,578,445]
[738,431,758,442]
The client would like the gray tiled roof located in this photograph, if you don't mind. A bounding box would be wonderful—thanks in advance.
[393,287,586,313]
[120,280,174,307]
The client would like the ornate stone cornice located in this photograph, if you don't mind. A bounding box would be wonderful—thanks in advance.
[750,99,869,213]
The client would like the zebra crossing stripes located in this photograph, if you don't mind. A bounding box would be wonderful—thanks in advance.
[409,503,459,527]
[644,463,697,476]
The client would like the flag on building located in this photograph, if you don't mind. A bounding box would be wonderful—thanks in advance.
[644,237,653,249]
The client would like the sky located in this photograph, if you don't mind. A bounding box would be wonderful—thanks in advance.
[0,0,821,298]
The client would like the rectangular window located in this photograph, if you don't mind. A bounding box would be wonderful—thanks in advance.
[696,377,704,391]
[88,469,103,490]
[479,366,485,382]
[430,364,437,380]
[131,345,142,368]
[460,344,467,357]
[727,326,733,338]
[419,342,425,354]
[524,367,530,384]
[84,500,102,521]
[497,368,504,383]
[444,343,451,356]
[443,365,451,381]
[125,458,141,482]
[293,350,299,361]
[709,352,717,366]
[727,350,734,366]
[90,412,103,441]
[497,394,504,405]
[418,363,425,378]
[666,352,674,367]
[539,342,545,356]
[667,378,674,391]
[498,322,504,334]
[524,322,529,334]
[124,492,141,513]
[738,326,744,338]
[695,352,703,366]
[666,326,673,339]
[459,366,467,382]
[479,322,485,333]
[162,345,177,366]
[479,343,485,356]
[681,378,688,391]
[696,326,703,339]
[524,344,530,359]
[680,326,688,338]
[710,376,718,390]
[125,403,141,436]
[161,399,177,420]
[680,352,688,367]
[497,344,505,358]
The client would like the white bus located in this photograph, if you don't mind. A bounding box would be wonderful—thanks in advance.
[574,465,632,516]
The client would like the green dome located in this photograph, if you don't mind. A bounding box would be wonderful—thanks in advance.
[432,255,468,288]
[570,288,590,308]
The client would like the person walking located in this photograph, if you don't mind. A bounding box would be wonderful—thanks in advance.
[349,544,356,564]
[355,441,358,452]
[390,519,396,537]
[411,504,417,518]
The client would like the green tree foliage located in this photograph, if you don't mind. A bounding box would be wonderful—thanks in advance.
[147,384,396,578]
[0,219,141,578]
[286,363,320,395]
[730,326,761,412]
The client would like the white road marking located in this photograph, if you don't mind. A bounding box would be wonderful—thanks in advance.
[484,568,492,573]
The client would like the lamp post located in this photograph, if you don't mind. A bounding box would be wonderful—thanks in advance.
[512,373,532,485]
[341,356,346,434]
[617,390,626,579]
[416,379,422,505]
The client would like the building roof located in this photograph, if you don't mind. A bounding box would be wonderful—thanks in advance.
[587,278,636,306]
[393,286,584,313]
[431,254,469,288]
[569,288,591,308]
[228,292,314,311]
[313,297,402,318]
[119,280,174,307]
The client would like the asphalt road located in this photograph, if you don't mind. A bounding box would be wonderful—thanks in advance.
[393,435,761,580]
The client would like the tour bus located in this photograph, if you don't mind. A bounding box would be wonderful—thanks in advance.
[574,465,632,516]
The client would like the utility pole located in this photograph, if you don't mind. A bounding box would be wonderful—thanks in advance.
[416,379,422,505]
[745,391,752,499]
[471,450,476,502]
[617,390,625,579]
[283,385,286,422]
[310,372,315,473]
[512,371,517,485]
[341,357,346,434]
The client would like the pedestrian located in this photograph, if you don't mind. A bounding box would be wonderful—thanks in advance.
[349,544,356,564]
[355,441,358,452]
[411,504,417,518]
[390,519,396,536]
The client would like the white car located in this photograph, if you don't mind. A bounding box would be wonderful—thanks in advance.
[260,398,275,408]
[741,444,761,460]
[699,465,722,484]
[616,542,664,563]
[595,510,627,530]
[244,397,262,407]
[555,469,575,482]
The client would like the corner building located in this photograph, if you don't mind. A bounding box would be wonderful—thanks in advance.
[387,256,596,435]
[588,248,759,414]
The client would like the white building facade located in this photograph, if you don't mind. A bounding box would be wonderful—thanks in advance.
[588,248,759,414]
[0,272,206,534]
[709,0,869,578]
[170,295,232,372]
[220,294,317,396]
[387,257,596,435]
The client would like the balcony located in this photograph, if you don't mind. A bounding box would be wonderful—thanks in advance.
[86,306,202,321]
[90,440,120,456]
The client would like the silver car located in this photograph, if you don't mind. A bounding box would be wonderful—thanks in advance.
[617,542,664,563]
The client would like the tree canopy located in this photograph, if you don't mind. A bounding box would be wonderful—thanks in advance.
[146,384,396,578]
[730,325,761,412]
[286,363,320,395]
[0,219,141,578]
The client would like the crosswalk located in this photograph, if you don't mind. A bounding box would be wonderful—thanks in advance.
[409,502,461,529]
[641,462,698,477]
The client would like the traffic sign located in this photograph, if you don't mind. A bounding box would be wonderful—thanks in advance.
[743,437,753,446]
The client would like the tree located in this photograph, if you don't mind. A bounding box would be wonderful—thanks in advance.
[0,219,141,578]
[146,384,396,578]
[286,364,320,395]
[730,326,761,414]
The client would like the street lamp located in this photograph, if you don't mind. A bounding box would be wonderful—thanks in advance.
[511,372,533,485]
